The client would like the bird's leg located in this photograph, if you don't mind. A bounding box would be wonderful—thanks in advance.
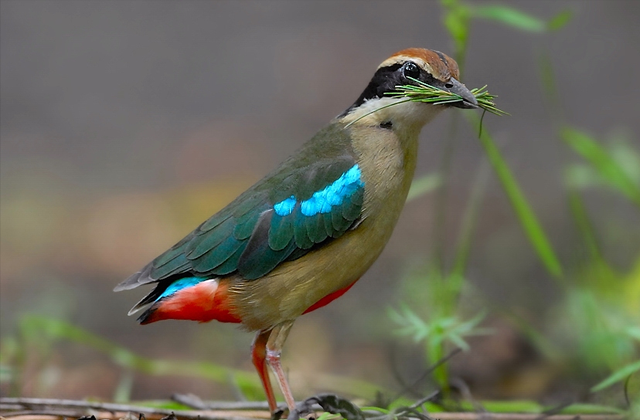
[266,321,296,412]
[251,329,277,412]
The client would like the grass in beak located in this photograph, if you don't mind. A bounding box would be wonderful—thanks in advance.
[388,76,509,116]
[344,77,507,128]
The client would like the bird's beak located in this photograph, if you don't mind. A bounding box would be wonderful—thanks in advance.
[447,78,478,109]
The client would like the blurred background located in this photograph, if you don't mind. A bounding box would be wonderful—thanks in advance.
[1,0,639,411]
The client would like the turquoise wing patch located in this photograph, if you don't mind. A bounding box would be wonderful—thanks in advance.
[236,164,365,279]
[141,161,364,283]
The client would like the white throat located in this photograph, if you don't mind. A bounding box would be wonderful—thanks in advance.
[340,97,444,136]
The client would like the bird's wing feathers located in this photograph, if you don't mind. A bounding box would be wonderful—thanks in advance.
[236,156,364,279]
[115,149,364,291]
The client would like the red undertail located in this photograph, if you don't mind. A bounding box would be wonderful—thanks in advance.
[141,279,241,324]
[141,277,359,325]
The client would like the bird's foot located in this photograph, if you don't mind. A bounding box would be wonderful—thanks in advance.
[274,394,364,420]
[271,405,288,420]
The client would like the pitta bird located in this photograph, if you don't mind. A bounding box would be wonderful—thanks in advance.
[115,47,477,412]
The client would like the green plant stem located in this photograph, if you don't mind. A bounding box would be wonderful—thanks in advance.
[567,188,603,262]
[538,50,565,126]
[16,315,385,402]
[465,112,565,281]
[562,127,640,210]
[451,159,491,281]
[433,112,460,275]
[428,337,448,392]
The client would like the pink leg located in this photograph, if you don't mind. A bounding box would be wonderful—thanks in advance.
[251,330,277,412]
[266,321,296,412]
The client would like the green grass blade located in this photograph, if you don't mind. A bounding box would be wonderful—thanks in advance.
[17,315,386,401]
[387,78,508,116]
[473,5,547,32]
[547,10,573,31]
[591,359,640,392]
[558,403,626,415]
[567,188,603,262]
[458,400,624,415]
[451,161,490,278]
[19,315,234,382]
[440,0,471,67]
[407,173,442,201]
[466,113,564,280]
[498,309,561,361]
[562,127,640,209]
[537,51,564,124]
[113,370,134,403]
[459,399,544,413]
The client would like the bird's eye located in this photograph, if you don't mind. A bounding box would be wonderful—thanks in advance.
[445,82,454,88]
[403,62,420,80]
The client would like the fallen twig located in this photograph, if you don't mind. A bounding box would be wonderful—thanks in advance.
[0,397,626,420]
[0,397,268,420]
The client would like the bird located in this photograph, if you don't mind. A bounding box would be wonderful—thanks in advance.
[114,47,477,413]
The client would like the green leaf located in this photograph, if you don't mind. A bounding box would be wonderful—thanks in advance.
[440,0,471,63]
[457,400,624,414]
[466,113,564,280]
[387,79,508,116]
[565,164,602,189]
[627,326,640,341]
[407,173,442,201]
[451,162,490,278]
[473,5,546,32]
[113,370,134,403]
[558,403,626,415]
[567,189,603,262]
[547,10,573,31]
[444,10,470,53]
[609,137,640,183]
[562,127,640,209]
[537,52,561,113]
[133,400,194,410]
[459,399,543,413]
[591,359,640,392]
[18,315,238,382]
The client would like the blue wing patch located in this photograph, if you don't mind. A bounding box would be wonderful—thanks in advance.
[236,163,365,279]
[274,164,364,217]
[120,158,365,287]
[274,197,297,216]
[116,123,367,310]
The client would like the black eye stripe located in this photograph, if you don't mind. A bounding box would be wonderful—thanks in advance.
[340,60,439,117]
[340,64,403,114]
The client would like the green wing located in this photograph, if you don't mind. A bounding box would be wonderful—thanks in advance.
[115,124,365,291]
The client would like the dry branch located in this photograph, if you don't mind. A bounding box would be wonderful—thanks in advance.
[0,397,626,420]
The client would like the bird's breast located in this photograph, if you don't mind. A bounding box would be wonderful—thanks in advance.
[230,125,420,331]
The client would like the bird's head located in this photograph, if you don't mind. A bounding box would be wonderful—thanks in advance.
[340,48,477,132]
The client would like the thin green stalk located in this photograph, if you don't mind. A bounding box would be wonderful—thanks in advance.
[433,112,460,275]
[427,335,448,390]
[567,188,602,262]
[451,159,491,282]
[562,127,640,210]
[538,50,564,126]
[407,173,442,202]
[465,113,564,281]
